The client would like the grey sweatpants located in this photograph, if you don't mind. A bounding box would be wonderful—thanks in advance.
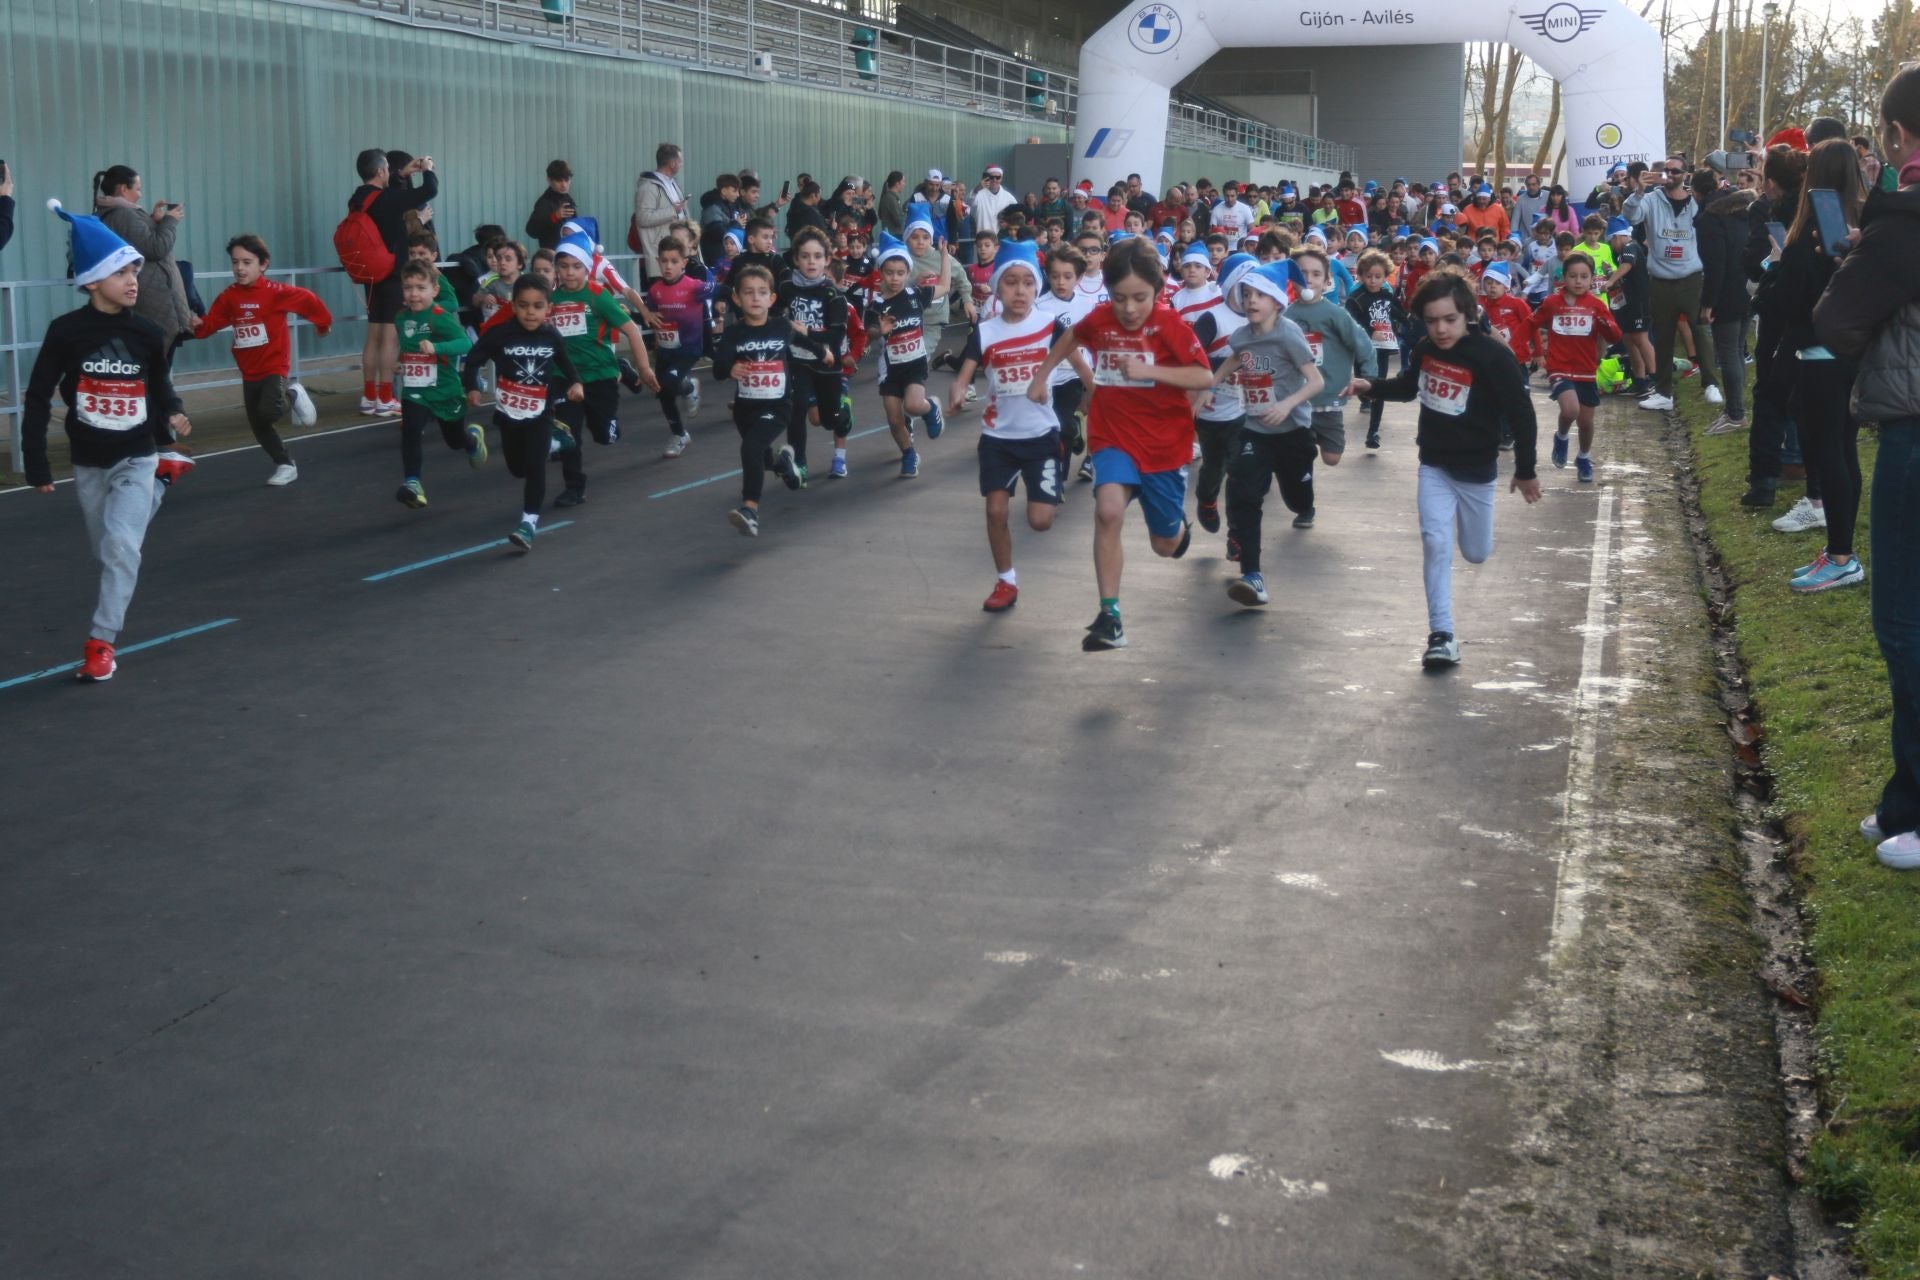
[1418,463,1496,635]
[73,453,165,643]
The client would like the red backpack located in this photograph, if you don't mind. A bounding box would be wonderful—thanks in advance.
[334,190,396,285]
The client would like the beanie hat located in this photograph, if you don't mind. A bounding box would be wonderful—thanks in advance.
[49,199,142,289]
[1481,261,1513,285]
[987,238,1042,292]
[875,230,912,270]
[556,231,596,268]
[1304,225,1328,244]
[1605,216,1632,238]
[1419,237,1442,254]
[1217,252,1258,302]
[1474,184,1493,199]
[1108,229,1136,244]
[1226,258,1306,316]
[905,211,936,241]
[559,216,602,250]
[1180,243,1212,269]
[722,227,746,253]
[1767,126,1808,152]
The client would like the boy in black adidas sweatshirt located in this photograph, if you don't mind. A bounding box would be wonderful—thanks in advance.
[461,276,583,551]
[24,201,195,683]
[1346,269,1540,669]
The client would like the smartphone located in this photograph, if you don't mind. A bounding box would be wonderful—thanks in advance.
[1766,221,1787,250]
[781,179,791,199]
[1807,188,1851,257]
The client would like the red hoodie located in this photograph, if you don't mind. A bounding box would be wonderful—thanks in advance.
[193,278,333,380]
[1524,289,1622,381]
[1481,293,1537,364]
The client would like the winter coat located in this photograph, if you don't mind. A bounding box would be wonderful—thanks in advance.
[94,196,194,340]
[631,169,686,279]
[1698,189,1756,323]
[1814,181,1920,422]
[525,186,575,250]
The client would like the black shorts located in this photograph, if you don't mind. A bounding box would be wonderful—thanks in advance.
[978,431,1064,504]
[1549,378,1601,408]
[555,378,621,444]
[365,271,404,325]
[879,357,930,400]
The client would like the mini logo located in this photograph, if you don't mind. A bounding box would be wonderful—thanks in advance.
[1520,3,1604,42]
[1084,127,1137,159]
[1128,3,1181,54]
[1595,122,1623,149]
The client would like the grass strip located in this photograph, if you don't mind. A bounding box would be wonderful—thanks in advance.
[1680,380,1920,1277]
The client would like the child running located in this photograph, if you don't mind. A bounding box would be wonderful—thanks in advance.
[1028,238,1213,650]
[1476,261,1536,450]
[192,233,332,486]
[777,227,850,484]
[1345,270,1541,667]
[947,241,1090,612]
[551,231,654,508]
[1284,246,1372,487]
[24,201,195,682]
[460,276,583,549]
[1184,250,1253,542]
[393,260,483,508]
[712,263,811,536]
[1037,243,1096,480]
[1524,251,1621,483]
[866,230,951,478]
[1345,249,1407,450]
[641,235,714,458]
[1212,260,1323,606]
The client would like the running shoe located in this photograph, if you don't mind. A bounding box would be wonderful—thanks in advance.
[359,395,380,415]
[1192,439,1203,462]
[553,488,586,508]
[1366,428,1381,449]
[1772,497,1826,533]
[1790,556,1864,593]
[1861,814,1885,844]
[76,638,116,683]
[1171,518,1193,559]
[1637,392,1676,411]
[776,444,803,491]
[664,432,691,458]
[983,580,1019,612]
[549,422,576,456]
[1678,362,1698,379]
[1879,831,1920,870]
[830,454,849,479]
[1077,458,1094,483]
[923,401,945,440]
[1292,508,1315,529]
[1576,456,1594,484]
[729,506,760,537]
[267,464,299,487]
[288,382,318,428]
[380,398,403,415]
[1227,573,1269,606]
[465,423,488,467]
[1551,433,1569,469]
[900,447,920,478]
[1196,500,1221,534]
[964,384,978,407]
[1795,552,1830,579]
[793,462,809,490]
[1082,611,1127,651]
[1703,383,1725,406]
[1422,630,1462,668]
[1225,535,1241,562]
[155,451,196,487]
[396,479,428,509]
[508,519,537,550]
[619,360,647,394]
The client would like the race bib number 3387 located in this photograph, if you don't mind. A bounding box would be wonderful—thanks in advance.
[1418,358,1473,417]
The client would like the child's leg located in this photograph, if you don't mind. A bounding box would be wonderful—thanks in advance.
[244,378,293,466]
[1092,483,1130,598]
[785,391,812,469]
[498,421,547,515]
[556,400,588,495]
[656,362,687,434]
[1417,464,1462,635]
[1454,475,1498,565]
[1314,411,1345,466]
[436,415,468,451]
[74,455,160,644]
[835,373,854,447]
[399,401,428,479]
[1555,389,1579,436]
[1195,418,1236,507]
[1369,351,1390,434]
[812,371,847,448]
[736,413,787,506]
[903,381,932,418]
[1576,401,1597,455]
[1225,433,1272,574]
[985,489,1014,572]
[884,396,911,452]
[1275,431,1317,514]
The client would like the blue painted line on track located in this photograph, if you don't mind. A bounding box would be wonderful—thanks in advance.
[0,618,239,691]
[646,425,894,500]
[363,520,574,582]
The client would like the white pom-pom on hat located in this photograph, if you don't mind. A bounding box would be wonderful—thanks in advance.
[47,197,63,212]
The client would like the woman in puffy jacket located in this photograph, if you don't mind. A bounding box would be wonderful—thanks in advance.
[1813,63,1920,869]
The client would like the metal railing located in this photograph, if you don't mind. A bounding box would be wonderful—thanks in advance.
[333,0,1356,171]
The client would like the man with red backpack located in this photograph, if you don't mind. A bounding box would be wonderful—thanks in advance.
[344,148,437,415]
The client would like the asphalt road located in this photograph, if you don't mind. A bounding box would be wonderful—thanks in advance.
[1,374,1622,1277]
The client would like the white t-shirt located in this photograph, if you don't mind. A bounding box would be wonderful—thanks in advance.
[971,185,1019,234]
[1038,288,1098,386]
[965,309,1066,439]
[1210,199,1255,241]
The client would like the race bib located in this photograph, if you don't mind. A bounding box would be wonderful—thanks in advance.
[1370,320,1397,349]
[550,303,588,339]
[75,375,148,432]
[990,349,1046,397]
[1239,372,1274,407]
[1093,348,1154,388]
[1304,333,1325,366]
[232,321,268,349]
[886,327,925,362]
[736,359,786,400]
[655,326,681,350]
[1418,358,1472,416]
[496,378,547,420]
[399,353,436,389]
[1552,312,1594,336]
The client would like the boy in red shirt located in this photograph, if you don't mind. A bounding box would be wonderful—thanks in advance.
[1029,239,1213,651]
[1523,252,1621,483]
[193,234,332,485]
[1477,261,1534,449]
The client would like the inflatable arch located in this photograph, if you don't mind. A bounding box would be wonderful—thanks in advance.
[1072,0,1666,194]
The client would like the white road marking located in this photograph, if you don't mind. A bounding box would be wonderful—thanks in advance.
[1379,1049,1489,1072]
[1548,490,1618,964]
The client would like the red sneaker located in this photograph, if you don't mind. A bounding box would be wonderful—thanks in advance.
[1196,500,1221,534]
[154,451,196,487]
[77,638,116,683]
[982,580,1019,612]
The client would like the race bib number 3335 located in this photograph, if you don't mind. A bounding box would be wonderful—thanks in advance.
[76,375,148,431]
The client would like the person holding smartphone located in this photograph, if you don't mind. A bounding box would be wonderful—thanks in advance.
[1621,158,1723,413]
[90,164,196,369]
[1772,138,1866,594]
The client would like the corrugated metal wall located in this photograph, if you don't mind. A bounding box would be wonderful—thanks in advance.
[0,0,1075,375]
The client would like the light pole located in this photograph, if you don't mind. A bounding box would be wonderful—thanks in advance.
[1760,1,1778,145]
[1719,4,1728,148]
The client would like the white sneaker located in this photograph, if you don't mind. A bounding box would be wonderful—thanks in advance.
[378,398,402,416]
[1704,383,1725,406]
[1192,439,1203,462]
[288,382,318,428]
[1703,414,1747,436]
[1862,814,1885,843]
[266,463,299,487]
[663,432,690,458]
[684,381,701,417]
[1877,831,1920,870]
[358,395,380,415]
[1637,392,1675,411]
[1771,497,1827,533]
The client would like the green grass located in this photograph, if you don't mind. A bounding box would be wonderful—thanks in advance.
[1682,385,1920,1277]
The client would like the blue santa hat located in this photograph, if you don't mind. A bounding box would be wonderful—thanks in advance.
[721,227,746,254]
[875,230,912,270]
[1217,252,1258,305]
[1304,225,1328,244]
[1606,216,1633,238]
[1226,258,1308,316]
[556,231,596,268]
[1482,261,1514,285]
[987,238,1042,292]
[905,211,937,241]
[48,199,142,289]
[1108,229,1136,244]
[1419,237,1442,254]
[1474,184,1494,199]
[1180,243,1212,270]
[559,216,603,249]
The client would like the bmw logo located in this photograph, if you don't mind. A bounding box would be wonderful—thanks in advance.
[1128,3,1181,54]
[1595,122,1623,150]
